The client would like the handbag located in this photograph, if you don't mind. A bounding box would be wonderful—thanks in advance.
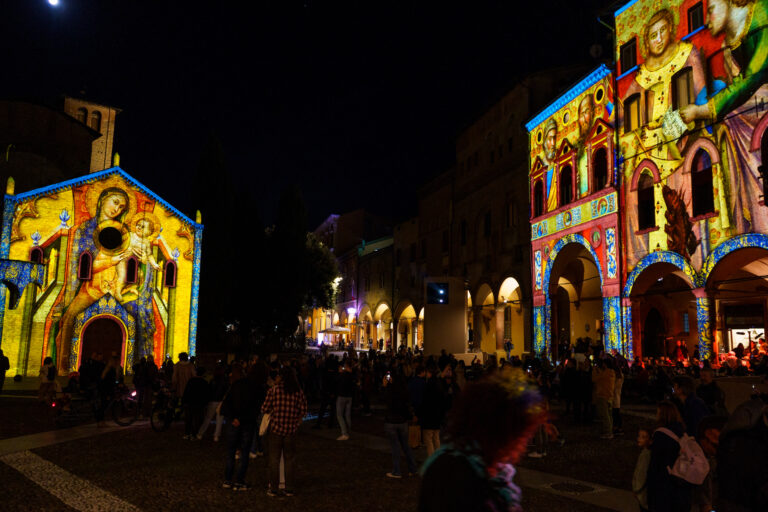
[259,413,271,436]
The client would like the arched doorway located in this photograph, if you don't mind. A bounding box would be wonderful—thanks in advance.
[643,308,666,358]
[498,277,524,356]
[81,316,124,364]
[475,284,496,354]
[547,243,602,356]
[374,303,393,351]
[396,302,417,350]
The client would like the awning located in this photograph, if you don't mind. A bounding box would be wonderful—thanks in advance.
[319,326,350,333]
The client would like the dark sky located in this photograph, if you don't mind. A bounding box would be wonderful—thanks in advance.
[2,0,620,228]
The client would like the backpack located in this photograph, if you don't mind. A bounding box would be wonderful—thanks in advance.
[655,427,710,485]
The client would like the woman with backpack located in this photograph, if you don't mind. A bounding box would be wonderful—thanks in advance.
[646,401,691,512]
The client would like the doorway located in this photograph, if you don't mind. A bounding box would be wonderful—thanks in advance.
[81,317,124,364]
[643,308,666,358]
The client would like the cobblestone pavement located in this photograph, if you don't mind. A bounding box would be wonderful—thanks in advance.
[0,397,647,511]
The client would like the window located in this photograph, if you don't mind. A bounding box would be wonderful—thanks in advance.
[533,181,544,217]
[620,38,637,74]
[409,243,416,262]
[125,257,138,284]
[75,107,87,124]
[78,252,92,280]
[682,312,690,333]
[624,94,641,132]
[503,306,512,339]
[483,212,491,237]
[89,110,102,132]
[560,165,573,205]
[637,172,655,230]
[692,149,715,216]
[688,2,704,33]
[163,261,177,288]
[441,230,449,253]
[460,220,467,246]
[593,147,609,191]
[30,247,44,264]
[673,68,694,110]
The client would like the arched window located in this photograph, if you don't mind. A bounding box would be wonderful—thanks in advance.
[30,247,44,264]
[164,261,177,288]
[637,172,655,230]
[78,252,92,280]
[593,147,608,191]
[560,165,573,206]
[75,107,87,124]
[89,110,102,132]
[125,257,138,284]
[503,306,512,339]
[533,181,544,217]
[691,149,714,216]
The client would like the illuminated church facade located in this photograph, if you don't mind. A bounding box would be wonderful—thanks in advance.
[0,167,202,376]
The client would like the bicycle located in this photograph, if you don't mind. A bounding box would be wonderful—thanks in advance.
[51,384,138,427]
[111,385,140,426]
[150,382,183,432]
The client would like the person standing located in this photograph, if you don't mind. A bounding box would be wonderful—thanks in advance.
[182,367,209,440]
[38,357,57,403]
[0,349,10,393]
[673,375,710,437]
[336,361,355,440]
[171,352,194,400]
[632,427,652,512]
[419,369,547,511]
[382,369,418,478]
[612,363,625,436]
[261,366,308,498]
[592,358,615,439]
[503,339,513,361]
[197,362,228,441]
[220,365,258,491]
[419,365,446,457]
[647,401,691,512]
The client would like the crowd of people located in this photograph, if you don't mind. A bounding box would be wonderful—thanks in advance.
[29,339,768,509]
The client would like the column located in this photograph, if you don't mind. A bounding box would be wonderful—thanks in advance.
[693,288,714,361]
[602,295,621,353]
[472,306,482,352]
[533,304,547,357]
[495,304,505,352]
[621,298,633,359]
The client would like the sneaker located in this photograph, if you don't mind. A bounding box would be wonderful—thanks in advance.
[282,489,295,497]
[233,483,251,491]
[222,481,233,489]
[386,472,402,479]
[249,452,258,459]
[528,451,545,458]
[213,436,219,442]
[337,434,349,441]
[407,471,418,477]
[600,434,614,439]
[267,489,280,497]
[235,451,241,460]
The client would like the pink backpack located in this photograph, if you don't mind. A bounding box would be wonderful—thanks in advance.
[655,427,710,485]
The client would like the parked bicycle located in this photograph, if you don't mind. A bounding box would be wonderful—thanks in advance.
[150,381,183,432]
[51,384,139,428]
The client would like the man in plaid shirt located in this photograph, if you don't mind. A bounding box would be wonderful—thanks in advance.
[261,367,307,497]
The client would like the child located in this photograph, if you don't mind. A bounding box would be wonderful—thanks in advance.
[632,427,652,512]
[116,216,161,300]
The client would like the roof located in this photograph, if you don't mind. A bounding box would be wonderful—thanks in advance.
[525,64,612,133]
[9,166,202,229]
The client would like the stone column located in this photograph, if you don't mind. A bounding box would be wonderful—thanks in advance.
[693,288,714,361]
[472,306,483,352]
[621,298,633,359]
[495,304,505,352]
[602,295,621,353]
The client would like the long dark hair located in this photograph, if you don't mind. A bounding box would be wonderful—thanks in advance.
[281,366,301,395]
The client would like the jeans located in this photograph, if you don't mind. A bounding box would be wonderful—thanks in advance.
[336,396,352,436]
[268,433,296,490]
[384,422,417,475]
[197,401,224,439]
[224,423,254,484]
[595,397,613,436]
[423,429,440,456]
[185,404,204,437]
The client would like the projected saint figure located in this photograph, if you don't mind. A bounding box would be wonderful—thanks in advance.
[622,8,707,175]
[576,94,600,197]
[541,118,559,212]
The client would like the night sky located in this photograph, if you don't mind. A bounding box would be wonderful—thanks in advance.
[3,0,619,228]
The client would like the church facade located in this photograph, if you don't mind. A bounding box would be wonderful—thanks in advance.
[0,167,202,376]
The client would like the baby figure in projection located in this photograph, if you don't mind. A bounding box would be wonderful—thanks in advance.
[116,215,161,301]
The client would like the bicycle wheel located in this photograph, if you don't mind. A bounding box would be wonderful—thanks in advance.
[150,403,173,432]
[112,397,138,426]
